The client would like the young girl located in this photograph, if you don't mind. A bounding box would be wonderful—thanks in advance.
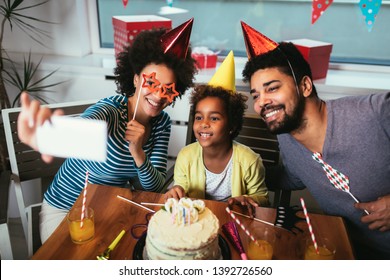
[17,19,197,242]
[165,51,269,211]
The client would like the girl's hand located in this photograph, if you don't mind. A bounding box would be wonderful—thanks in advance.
[228,196,259,218]
[164,186,186,201]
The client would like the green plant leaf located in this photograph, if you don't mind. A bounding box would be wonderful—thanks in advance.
[1,0,54,46]
[3,52,65,107]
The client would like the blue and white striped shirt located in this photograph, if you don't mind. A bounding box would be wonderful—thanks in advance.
[44,95,171,210]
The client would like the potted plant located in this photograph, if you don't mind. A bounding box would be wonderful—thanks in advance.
[0,0,63,172]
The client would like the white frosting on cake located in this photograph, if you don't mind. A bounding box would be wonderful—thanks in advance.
[145,199,221,260]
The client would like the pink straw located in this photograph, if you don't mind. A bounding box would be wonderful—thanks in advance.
[300,197,319,254]
[226,207,259,246]
[80,171,90,228]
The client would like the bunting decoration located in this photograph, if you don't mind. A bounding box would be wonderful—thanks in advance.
[122,0,128,8]
[312,0,333,24]
[359,0,382,32]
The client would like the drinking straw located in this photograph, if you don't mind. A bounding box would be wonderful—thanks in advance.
[300,198,319,254]
[80,171,90,228]
[225,207,259,246]
[231,210,274,227]
[117,195,155,213]
[141,202,164,206]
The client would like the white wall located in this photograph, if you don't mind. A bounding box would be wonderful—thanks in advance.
[2,0,91,57]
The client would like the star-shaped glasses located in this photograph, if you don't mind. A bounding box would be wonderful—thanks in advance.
[141,72,179,103]
[160,83,179,103]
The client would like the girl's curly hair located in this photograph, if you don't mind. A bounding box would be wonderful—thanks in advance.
[190,85,248,140]
[114,28,198,101]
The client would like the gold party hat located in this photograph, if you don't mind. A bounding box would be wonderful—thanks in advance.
[208,50,235,91]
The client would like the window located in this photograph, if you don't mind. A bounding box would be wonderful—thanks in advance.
[96,0,390,65]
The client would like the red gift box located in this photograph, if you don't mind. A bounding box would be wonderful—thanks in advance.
[112,15,172,57]
[287,39,333,80]
[192,53,218,69]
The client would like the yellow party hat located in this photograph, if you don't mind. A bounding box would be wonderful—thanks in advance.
[208,50,235,92]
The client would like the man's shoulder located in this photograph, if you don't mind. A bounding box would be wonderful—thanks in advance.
[327,92,389,121]
[328,92,389,107]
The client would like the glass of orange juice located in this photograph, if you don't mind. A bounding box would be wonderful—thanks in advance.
[67,206,95,244]
[304,237,336,260]
[247,227,275,260]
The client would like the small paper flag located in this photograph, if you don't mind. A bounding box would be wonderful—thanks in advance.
[312,0,333,24]
[359,0,382,32]
[122,0,128,8]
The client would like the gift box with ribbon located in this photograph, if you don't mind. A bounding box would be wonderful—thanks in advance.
[191,47,218,69]
[112,15,172,57]
[287,39,333,80]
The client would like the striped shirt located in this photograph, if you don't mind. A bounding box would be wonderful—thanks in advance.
[44,95,171,210]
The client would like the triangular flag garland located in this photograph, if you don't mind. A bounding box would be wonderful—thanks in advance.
[312,0,333,24]
[119,2,383,32]
[310,0,383,31]
[359,0,382,32]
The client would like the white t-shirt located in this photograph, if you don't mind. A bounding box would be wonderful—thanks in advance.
[205,155,233,201]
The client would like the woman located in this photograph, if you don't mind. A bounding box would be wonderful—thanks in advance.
[17,19,197,242]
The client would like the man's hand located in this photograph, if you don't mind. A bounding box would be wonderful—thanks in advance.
[355,194,390,232]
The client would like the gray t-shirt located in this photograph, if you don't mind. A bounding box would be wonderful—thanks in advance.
[276,92,390,257]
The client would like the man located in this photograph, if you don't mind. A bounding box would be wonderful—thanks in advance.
[241,21,390,259]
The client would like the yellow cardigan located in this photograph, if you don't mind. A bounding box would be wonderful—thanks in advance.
[173,141,269,206]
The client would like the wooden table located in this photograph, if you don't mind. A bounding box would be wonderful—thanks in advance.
[32,184,354,260]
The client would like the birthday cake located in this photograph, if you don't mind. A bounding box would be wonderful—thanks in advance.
[144,198,221,260]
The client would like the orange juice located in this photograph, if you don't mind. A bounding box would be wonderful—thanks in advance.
[67,207,95,244]
[304,245,334,260]
[68,218,95,244]
[247,239,273,260]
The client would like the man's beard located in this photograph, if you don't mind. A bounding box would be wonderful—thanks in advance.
[265,97,305,135]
